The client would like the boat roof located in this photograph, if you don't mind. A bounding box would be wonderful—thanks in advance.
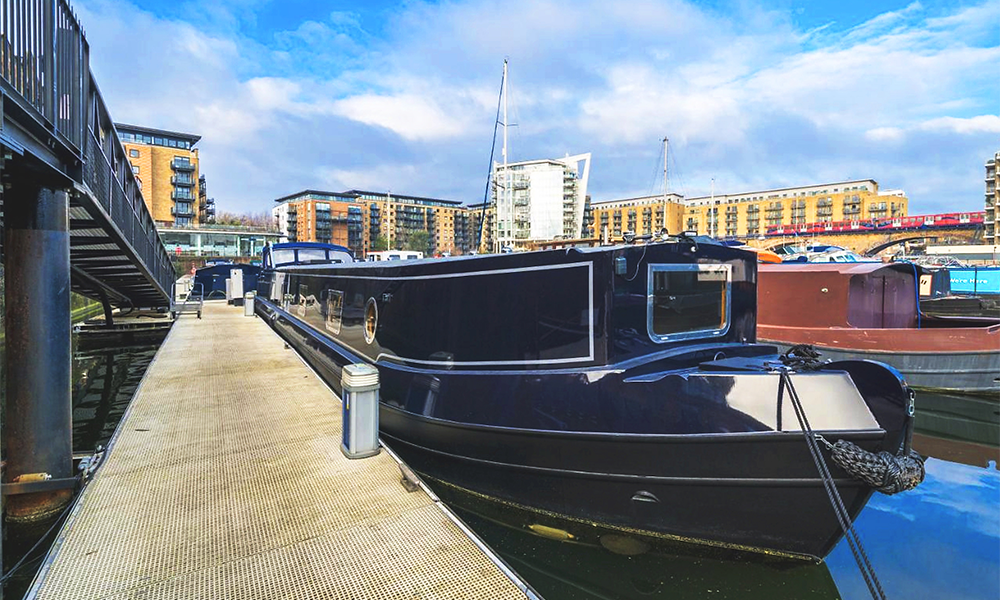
[760,262,923,276]
[271,242,352,252]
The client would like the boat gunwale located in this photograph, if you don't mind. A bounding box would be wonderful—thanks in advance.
[758,325,1000,355]
[379,402,886,444]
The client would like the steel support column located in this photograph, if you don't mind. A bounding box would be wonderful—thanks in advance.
[3,182,74,522]
[99,287,115,328]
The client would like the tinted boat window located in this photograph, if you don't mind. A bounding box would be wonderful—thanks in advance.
[297,248,328,263]
[272,249,295,265]
[647,264,731,342]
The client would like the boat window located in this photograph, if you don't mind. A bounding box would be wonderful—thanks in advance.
[326,290,344,335]
[647,264,731,342]
[363,298,378,344]
[272,249,295,265]
[297,248,328,263]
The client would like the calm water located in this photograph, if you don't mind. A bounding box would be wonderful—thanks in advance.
[3,344,160,599]
[443,391,1000,600]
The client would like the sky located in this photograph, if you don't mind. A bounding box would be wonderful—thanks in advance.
[75,0,1000,216]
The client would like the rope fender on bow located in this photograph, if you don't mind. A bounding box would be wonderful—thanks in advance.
[778,344,925,495]
[820,436,925,495]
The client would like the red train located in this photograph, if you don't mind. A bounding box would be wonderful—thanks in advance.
[764,211,985,237]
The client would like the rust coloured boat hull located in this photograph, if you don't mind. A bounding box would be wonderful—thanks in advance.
[761,331,1000,396]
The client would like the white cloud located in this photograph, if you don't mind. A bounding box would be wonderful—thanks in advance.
[918,115,1000,135]
[331,94,471,141]
[316,164,420,193]
[865,127,905,142]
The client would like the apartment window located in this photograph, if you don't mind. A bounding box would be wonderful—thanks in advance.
[129,149,140,158]
[132,165,139,174]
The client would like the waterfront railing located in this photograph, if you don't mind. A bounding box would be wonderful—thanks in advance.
[1,0,175,303]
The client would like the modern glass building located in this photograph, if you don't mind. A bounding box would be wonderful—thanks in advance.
[159,225,281,258]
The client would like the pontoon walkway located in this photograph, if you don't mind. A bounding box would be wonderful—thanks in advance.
[30,301,531,599]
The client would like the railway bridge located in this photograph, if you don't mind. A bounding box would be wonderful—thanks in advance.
[744,227,980,256]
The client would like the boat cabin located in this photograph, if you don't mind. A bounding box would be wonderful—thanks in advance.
[261,242,354,269]
[759,263,921,329]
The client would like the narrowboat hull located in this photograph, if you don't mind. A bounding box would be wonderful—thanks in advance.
[256,297,905,561]
[758,263,1000,396]
[254,244,914,561]
[759,330,1000,396]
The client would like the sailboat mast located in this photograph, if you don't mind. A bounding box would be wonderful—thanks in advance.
[710,177,716,238]
[662,137,669,232]
[502,58,510,252]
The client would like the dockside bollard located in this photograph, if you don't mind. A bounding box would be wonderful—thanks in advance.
[341,364,381,459]
[244,291,255,316]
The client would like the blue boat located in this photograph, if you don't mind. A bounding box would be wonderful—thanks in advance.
[254,239,918,561]
[194,263,261,299]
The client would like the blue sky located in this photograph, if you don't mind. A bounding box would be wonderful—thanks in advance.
[77,0,999,215]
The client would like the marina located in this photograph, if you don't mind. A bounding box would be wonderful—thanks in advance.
[0,0,997,598]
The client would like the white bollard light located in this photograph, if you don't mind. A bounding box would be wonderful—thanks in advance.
[340,363,381,459]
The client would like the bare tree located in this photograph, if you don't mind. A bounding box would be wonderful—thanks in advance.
[212,211,276,230]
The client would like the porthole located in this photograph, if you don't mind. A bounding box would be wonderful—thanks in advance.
[363,297,378,344]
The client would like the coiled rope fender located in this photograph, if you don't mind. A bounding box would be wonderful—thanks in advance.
[822,437,925,495]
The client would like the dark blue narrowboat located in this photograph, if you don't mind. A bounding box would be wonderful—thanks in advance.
[254,239,918,561]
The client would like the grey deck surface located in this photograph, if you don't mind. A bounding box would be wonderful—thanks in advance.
[32,301,528,599]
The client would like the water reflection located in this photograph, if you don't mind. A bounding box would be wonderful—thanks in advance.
[826,392,999,600]
[71,346,159,452]
[2,345,159,600]
[451,505,841,600]
[828,457,999,600]
[439,390,999,600]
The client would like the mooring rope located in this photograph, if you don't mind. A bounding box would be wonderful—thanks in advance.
[780,369,888,600]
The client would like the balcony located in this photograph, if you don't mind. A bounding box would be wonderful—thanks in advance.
[172,204,195,217]
[171,158,195,172]
[172,175,195,186]
[172,190,195,201]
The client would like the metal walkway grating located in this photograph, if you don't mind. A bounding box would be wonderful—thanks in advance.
[31,301,529,599]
